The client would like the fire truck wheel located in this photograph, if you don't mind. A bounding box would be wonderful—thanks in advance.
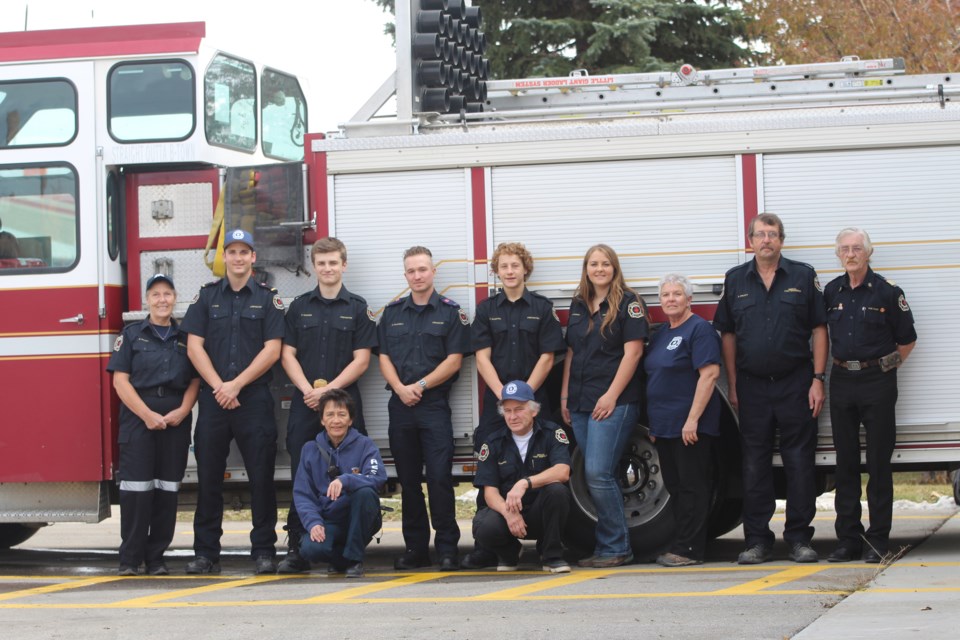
[0,523,44,549]
[564,429,674,559]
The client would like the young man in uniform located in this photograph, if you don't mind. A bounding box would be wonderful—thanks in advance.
[714,213,828,565]
[277,237,377,573]
[378,246,470,571]
[181,229,285,575]
[462,242,564,569]
[472,380,572,573]
[824,227,916,564]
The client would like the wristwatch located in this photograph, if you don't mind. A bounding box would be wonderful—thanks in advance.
[813,373,826,382]
[418,379,427,389]
[525,477,533,490]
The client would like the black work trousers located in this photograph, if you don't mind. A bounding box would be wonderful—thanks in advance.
[830,365,898,553]
[655,434,714,561]
[473,483,571,563]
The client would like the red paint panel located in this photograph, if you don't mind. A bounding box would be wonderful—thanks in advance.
[741,154,759,245]
[471,167,488,308]
[305,133,328,241]
[0,357,103,481]
[0,22,205,62]
[0,287,99,335]
[137,235,209,252]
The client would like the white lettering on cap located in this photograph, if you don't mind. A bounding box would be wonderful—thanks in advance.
[505,382,518,395]
[233,230,245,240]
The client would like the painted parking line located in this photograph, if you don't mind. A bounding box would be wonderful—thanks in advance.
[712,566,827,595]
[114,574,292,606]
[0,576,124,602]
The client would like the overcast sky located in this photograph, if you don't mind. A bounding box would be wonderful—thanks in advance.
[0,0,398,133]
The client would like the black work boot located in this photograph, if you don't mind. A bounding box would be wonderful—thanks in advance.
[277,530,310,574]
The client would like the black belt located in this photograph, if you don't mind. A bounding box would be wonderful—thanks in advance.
[833,357,880,371]
[139,386,183,398]
[739,367,803,382]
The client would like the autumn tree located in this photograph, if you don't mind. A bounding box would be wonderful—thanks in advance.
[370,0,759,78]
[743,0,960,73]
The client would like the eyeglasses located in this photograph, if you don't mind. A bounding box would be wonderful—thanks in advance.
[751,231,781,240]
[838,245,866,255]
[327,465,341,481]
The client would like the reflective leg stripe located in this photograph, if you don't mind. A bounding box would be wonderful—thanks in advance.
[154,479,181,492]
[119,480,154,492]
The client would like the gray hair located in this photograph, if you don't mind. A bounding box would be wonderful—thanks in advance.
[835,227,874,257]
[658,273,693,298]
[497,400,541,415]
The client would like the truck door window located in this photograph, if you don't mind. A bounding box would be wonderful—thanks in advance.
[0,165,79,272]
[0,80,77,148]
[108,60,195,142]
[204,53,257,152]
[261,68,307,161]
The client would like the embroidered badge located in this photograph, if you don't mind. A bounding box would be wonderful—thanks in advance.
[627,301,644,319]
[458,308,469,326]
[555,428,570,444]
[552,308,560,323]
[367,308,376,322]
[113,335,123,351]
[667,336,683,351]
[191,293,199,303]
[814,276,823,292]
[898,294,909,312]
[478,443,490,461]
[273,294,284,310]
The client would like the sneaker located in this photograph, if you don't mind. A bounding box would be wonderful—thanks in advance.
[788,542,818,563]
[254,555,277,575]
[146,561,169,576]
[344,562,365,578]
[656,552,701,567]
[579,552,633,568]
[461,549,497,570]
[277,549,310,574]
[737,544,773,565]
[118,564,138,576]
[394,550,430,570]
[185,556,221,574]
[542,559,571,573]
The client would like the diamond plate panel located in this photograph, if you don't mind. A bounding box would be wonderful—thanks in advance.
[138,182,215,238]
[0,482,110,522]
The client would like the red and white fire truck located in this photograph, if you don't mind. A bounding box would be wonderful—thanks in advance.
[2,5,959,553]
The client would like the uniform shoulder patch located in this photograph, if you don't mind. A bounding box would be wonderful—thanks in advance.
[272,294,284,310]
[552,307,560,323]
[814,276,823,293]
[627,300,644,319]
[113,335,124,352]
[478,443,490,462]
[898,294,910,311]
[555,428,569,444]
[458,308,469,326]
[367,308,376,322]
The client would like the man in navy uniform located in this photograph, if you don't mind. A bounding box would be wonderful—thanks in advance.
[378,246,470,571]
[181,229,285,574]
[824,227,916,564]
[714,213,828,565]
[472,380,572,573]
[277,237,377,573]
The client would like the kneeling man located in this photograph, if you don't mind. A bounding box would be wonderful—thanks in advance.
[293,389,386,577]
[472,380,572,573]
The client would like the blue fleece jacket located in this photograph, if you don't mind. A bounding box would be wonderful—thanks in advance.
[293,428,387,530]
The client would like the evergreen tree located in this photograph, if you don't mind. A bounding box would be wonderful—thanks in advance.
[370,0,758,78]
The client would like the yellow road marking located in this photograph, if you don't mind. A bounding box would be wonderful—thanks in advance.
[304,573,440,603]
[713,566,827,595]
[113,575,290,606]
[0,576,123,602]
[473,570,612,600]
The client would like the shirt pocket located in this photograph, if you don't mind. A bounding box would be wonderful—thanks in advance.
[385,322,412,354]
[863,308,887,326]
[779,292,806,318]
[422,322,448,361]
[240,306,265,344]
[331,316,356,361]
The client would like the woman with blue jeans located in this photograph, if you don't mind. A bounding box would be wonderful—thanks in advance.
[561,244,648,568]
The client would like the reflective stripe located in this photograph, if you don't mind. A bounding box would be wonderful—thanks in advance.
[119,480,154,492]
[154,479,180,492]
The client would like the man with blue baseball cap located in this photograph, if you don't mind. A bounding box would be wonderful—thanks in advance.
[471,380,573,573]
[181,228,285,575]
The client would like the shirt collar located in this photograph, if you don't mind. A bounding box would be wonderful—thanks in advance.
[402,289,440,311]
[840,266,876,291]
[219,276,257,294]
[309,284,350,304]
[494,287,533,307]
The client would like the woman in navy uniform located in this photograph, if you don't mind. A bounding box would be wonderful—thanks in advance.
[561,244,648,568]
[107,274,200,576]
[644,274,722,567]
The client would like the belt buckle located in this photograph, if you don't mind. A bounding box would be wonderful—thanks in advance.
[156,386,166,397]
[845,360,862,371]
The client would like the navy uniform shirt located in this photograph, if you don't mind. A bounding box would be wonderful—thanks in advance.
[474,417,571,506]
[378,290,471,393]
[824,267,917,361]
[565,295,649,412]
[107,319,196,391]
[472,288,565,382]
[180,278,285,385]
[713,256,827,378]
[285,285,378,385]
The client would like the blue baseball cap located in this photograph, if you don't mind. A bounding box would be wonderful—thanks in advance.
[145,273,175,291]
[500,380,535,403]
[224,228,255,250]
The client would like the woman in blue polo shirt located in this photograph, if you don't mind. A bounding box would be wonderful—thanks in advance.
[561,244,648,568]
[645,273,721,567]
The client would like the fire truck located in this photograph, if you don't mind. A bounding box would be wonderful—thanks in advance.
[2,2,960,553]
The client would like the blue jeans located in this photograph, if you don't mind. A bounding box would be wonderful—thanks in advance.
[570,402,639,557]
[299,487,382,567]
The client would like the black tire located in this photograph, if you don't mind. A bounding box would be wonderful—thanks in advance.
[952,469,960,506]
[564,430,675,560]
[0,523,44,549]
[705,405,743,538]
